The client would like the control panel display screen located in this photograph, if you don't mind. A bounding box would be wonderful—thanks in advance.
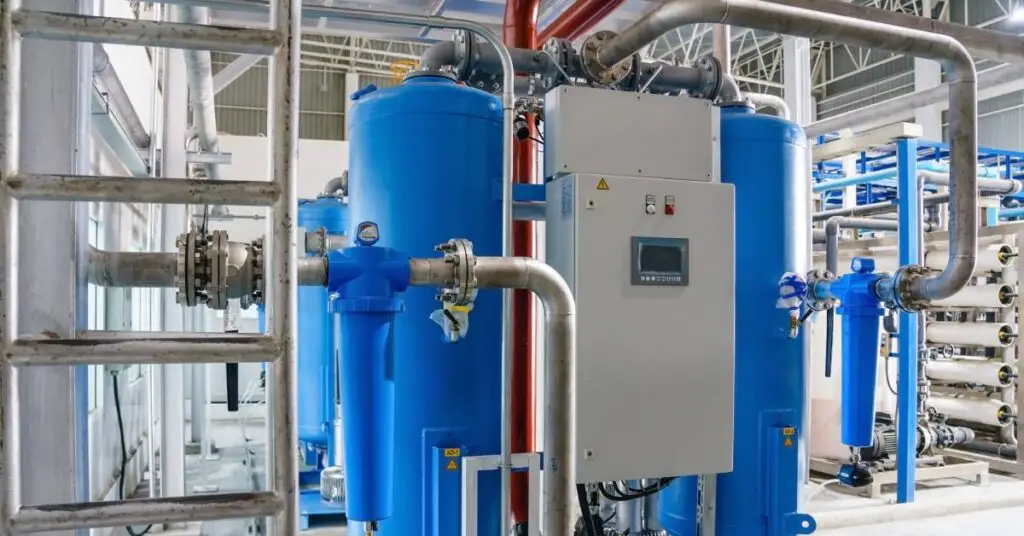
[631,237,688,287]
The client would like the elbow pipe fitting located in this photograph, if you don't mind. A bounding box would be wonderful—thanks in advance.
[594,0,978,304]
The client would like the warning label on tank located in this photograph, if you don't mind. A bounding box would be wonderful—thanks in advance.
[443,448,461,458]
[446,459,459,471]
[596,178,610,191]
[784,438,793,447]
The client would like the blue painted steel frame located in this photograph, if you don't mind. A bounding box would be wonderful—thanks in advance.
[895,138,920,503]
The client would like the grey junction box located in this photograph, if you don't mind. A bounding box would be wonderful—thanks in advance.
[543,85,720,182]
[546,173,735,483]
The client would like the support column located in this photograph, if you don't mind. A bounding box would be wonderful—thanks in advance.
[17,1,90,534]
[783,37,814,126]
[160,14,189,503]
[784,34,814,491]
[914,0,943,141]
[895,138,921,504]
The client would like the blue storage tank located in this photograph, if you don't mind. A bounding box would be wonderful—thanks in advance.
[347,73,503,535]
[661,106,812,536]
[298,197,347,448]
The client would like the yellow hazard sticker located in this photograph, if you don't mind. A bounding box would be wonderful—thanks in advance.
[443,448,461,458]
[783,427,795,437]
[784,438,793,447]
[596,178,610,191]
[446,459,459,471]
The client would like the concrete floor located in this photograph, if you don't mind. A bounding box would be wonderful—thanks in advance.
[168,405,1024,535]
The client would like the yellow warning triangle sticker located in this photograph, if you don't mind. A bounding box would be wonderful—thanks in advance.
[446,459,458,471]
[596,178,610,191]
[784,438,793,447]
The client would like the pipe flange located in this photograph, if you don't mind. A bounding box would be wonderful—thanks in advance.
[690,55,723,100]
[805,269,837,311]
[249,238,265,307]
[582,31,634,86]
[891,264,930,312]
[435,238,477,306]
[207,230,229,310]
[175,232,191,306]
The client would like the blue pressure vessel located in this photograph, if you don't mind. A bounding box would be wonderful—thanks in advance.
[661,106,813,536]
[297,197,347,447]
[347,73,503,534]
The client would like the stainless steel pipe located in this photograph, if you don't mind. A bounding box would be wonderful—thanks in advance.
[177,6,222,181]
[765,0,1024,64]
[823,217,899,275]
[7,332,281,366]
[746,92,790,119]
[6,174,281,205]
[87,247,177,288]
[410,256,577,536]
[595,0,978,302]
[10,492,282,532]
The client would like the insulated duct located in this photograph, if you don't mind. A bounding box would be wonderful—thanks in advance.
[593,0,978,304]
[176,6,222,181]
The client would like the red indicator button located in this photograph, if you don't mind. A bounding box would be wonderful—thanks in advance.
[665,205,675,215]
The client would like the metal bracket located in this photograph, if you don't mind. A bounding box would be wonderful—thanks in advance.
[462,453,541,536]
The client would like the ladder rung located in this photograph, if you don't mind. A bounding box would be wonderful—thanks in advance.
[12,10,281,55]
[7,332,281,366]
[5,174,280,206]
[10,492,282,532]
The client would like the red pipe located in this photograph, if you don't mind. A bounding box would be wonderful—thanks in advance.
[538,0,629,43]
[502,0,540,527]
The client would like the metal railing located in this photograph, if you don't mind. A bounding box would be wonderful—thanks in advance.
[0,0,301,533]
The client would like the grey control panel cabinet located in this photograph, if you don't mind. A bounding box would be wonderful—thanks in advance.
[546,173,735,483]
[543,86,720,182]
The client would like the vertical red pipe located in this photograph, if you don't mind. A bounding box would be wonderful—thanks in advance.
[503,0,626,527]
[502,0,539,527]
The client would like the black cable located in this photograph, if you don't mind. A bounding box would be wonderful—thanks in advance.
[577,484,599,536]
[598,478,675,501]
[884,356,898,396]
[112,372,154,536]
[528,136,544,145]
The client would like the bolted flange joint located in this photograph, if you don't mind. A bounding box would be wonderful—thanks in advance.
[885,264,931,312]
[433,238,477,306]
[805,269,838,312]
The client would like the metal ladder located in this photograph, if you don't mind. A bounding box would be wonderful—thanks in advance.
[0,0,302,532]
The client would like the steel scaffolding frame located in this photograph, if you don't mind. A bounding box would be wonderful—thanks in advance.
[0,0,301,532]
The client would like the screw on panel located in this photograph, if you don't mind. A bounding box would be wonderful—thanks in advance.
[584,450,594,459]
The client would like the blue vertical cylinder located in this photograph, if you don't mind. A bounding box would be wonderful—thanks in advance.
[297,198,347,447]
[839,300,884,447]
[662,106,810,536]
[347,73,503,536]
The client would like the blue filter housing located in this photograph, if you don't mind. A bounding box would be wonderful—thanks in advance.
[661,106,815,536]
[347,73,503,535]
[297,197,347,450]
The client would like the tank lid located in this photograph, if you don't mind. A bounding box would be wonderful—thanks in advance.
[402,70,457,84]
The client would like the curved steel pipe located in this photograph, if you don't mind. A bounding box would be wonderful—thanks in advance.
[596,0,977,302]
[410,256,577,536]
[176,6,222,181]
[746,92,791,119]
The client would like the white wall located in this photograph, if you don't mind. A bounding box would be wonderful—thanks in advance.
[211,135,350,243]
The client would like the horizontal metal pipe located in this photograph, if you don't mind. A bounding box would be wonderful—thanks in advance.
[304,232,347,256]
[766,0,1024,64]
[11,10,280,54]
[87,248,176,288]
[6,333,280,366]
[10,492,282,532]
[5,174,280,205]
[808,64,1024,137]
[297,257,327,286]
[920,170,1021,195]
[965,440,1017,459]
[595,0,978,304]
[813,193,950,221]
